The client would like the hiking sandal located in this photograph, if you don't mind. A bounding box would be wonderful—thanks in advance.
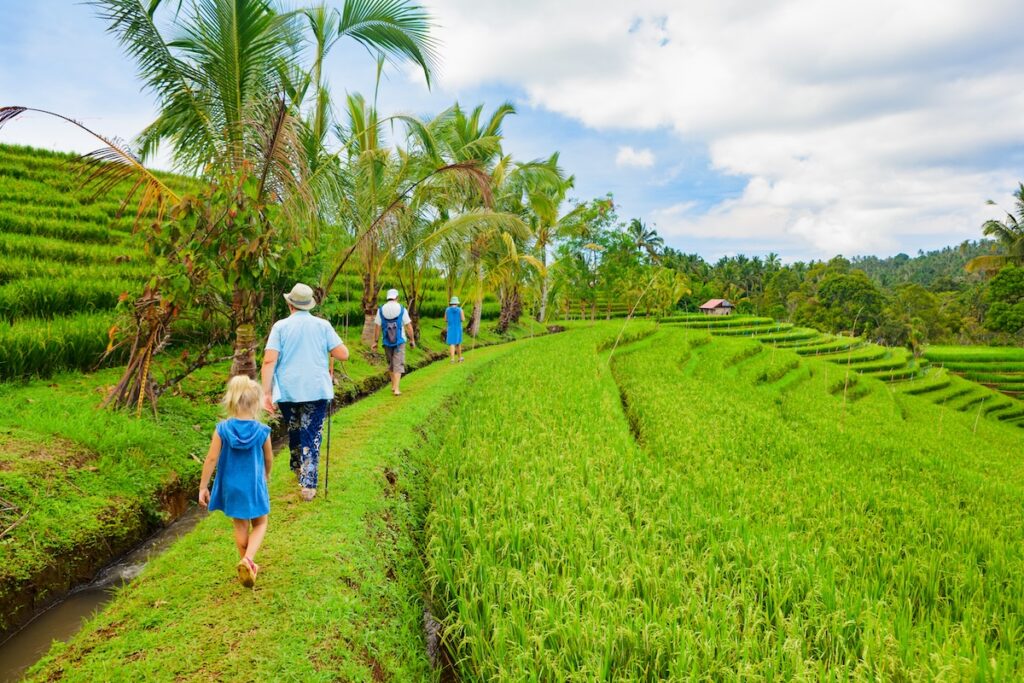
[237,557,257,588]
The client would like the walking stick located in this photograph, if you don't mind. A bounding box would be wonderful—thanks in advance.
[325,398,332,500]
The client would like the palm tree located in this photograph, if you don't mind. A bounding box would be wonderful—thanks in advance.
[523,154,576,323]
[320,95,513,344]
[429,102,520,336]
[627,218,664,262]
[966,183,1024,274]
[4,0,439,409]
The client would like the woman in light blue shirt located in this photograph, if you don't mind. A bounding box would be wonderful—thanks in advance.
[261,283,349,501]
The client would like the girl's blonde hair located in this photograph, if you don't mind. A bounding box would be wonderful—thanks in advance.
[223,375,263,418]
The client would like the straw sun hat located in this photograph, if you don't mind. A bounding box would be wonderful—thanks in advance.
[284,283,316,310]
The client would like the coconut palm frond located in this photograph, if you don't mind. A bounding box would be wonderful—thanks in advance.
[965,254,1007,274]
[482,101,516,137]
[414,208,529,252]
[93,0,218,167]
[337,0,438,86]
[0,106,179,223]
[250,97,304,202]
[174,0,304,164]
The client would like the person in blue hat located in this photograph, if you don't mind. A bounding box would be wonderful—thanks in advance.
[445,296,465,363]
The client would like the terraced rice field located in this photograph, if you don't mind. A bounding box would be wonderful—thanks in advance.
[925,345,1024,398]
[26,322,1024,680]
[0,144,188,380]
[417,325,1024,678]
[0,144,502,380]
[663,314,1024,430]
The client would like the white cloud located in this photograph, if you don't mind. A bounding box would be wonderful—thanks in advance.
[615,145,655,168]
[424,0,1024,257]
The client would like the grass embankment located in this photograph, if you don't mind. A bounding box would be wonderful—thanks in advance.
[415,325,1024,678]
[0,144,195,380]
[0,314,546,637]
[27,339,530,681]
[0,376,214,634]
[665,314,1024,430]
[925,345,1024,397]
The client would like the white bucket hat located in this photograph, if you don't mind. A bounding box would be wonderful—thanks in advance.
[284,283,316,310]
[449,296,460,305]
[386,288,399,300]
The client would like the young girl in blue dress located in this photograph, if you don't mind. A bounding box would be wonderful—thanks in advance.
[199,376,273,588]
[445,296,465,363]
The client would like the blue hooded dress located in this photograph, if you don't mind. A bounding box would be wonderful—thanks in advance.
[208,418,272,519]
[445,305,463,345]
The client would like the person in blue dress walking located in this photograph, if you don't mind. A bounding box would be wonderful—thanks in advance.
[199,375,273,588]
[445,296,465,363]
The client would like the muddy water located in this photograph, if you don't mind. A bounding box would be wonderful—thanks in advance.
[0,505,206,682]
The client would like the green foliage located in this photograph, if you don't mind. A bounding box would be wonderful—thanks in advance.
[984,265,1024,334]
[810,270,884,334]
[0,277,134,321]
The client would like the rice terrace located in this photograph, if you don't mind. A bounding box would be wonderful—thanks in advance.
[2,1,1024,681]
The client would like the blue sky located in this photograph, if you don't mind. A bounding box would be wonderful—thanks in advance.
[3,0,1024,262]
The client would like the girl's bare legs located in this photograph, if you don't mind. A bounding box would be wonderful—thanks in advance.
[449,344,455,361]
[457,344,463,361]
[245,515,268,562]
[232,518,250,559]
[232,516,268,561]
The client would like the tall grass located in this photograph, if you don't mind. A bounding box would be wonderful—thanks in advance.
[0,313,120,380]
[0,277,133,321]
[419,326,1024,678]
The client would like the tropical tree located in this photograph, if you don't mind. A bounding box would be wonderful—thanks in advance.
[4,0,439,409]
[524,155,576,323]
[627,218,664,262]
[966,183,1024,274]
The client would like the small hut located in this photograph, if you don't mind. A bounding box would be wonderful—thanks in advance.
[699,299,734,316]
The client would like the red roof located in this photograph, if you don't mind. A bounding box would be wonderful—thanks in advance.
[699,299,733,309]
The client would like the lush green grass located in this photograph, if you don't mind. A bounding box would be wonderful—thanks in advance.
[660,312,1024,428]
[406,324,1024,677]
[0,367,215,632]
[1,312,546,637]
[667,315,774,328]
[925,345,1024,363]
[924,346,1024,397]
[420,322,661,679]
[25,336,530,681]
[611,331,1024,677]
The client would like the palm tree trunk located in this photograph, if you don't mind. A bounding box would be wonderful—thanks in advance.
[469,297,482,337]
[496,287,522,334]
[360,272,378,345]
[537,248,549,323]
[230,323,259,378]
[229,287,260,379]
[407,293,420,343]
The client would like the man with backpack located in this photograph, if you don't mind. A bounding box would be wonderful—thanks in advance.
[373,288,416,396]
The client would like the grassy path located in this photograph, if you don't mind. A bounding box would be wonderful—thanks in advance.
[28,340,529,682]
